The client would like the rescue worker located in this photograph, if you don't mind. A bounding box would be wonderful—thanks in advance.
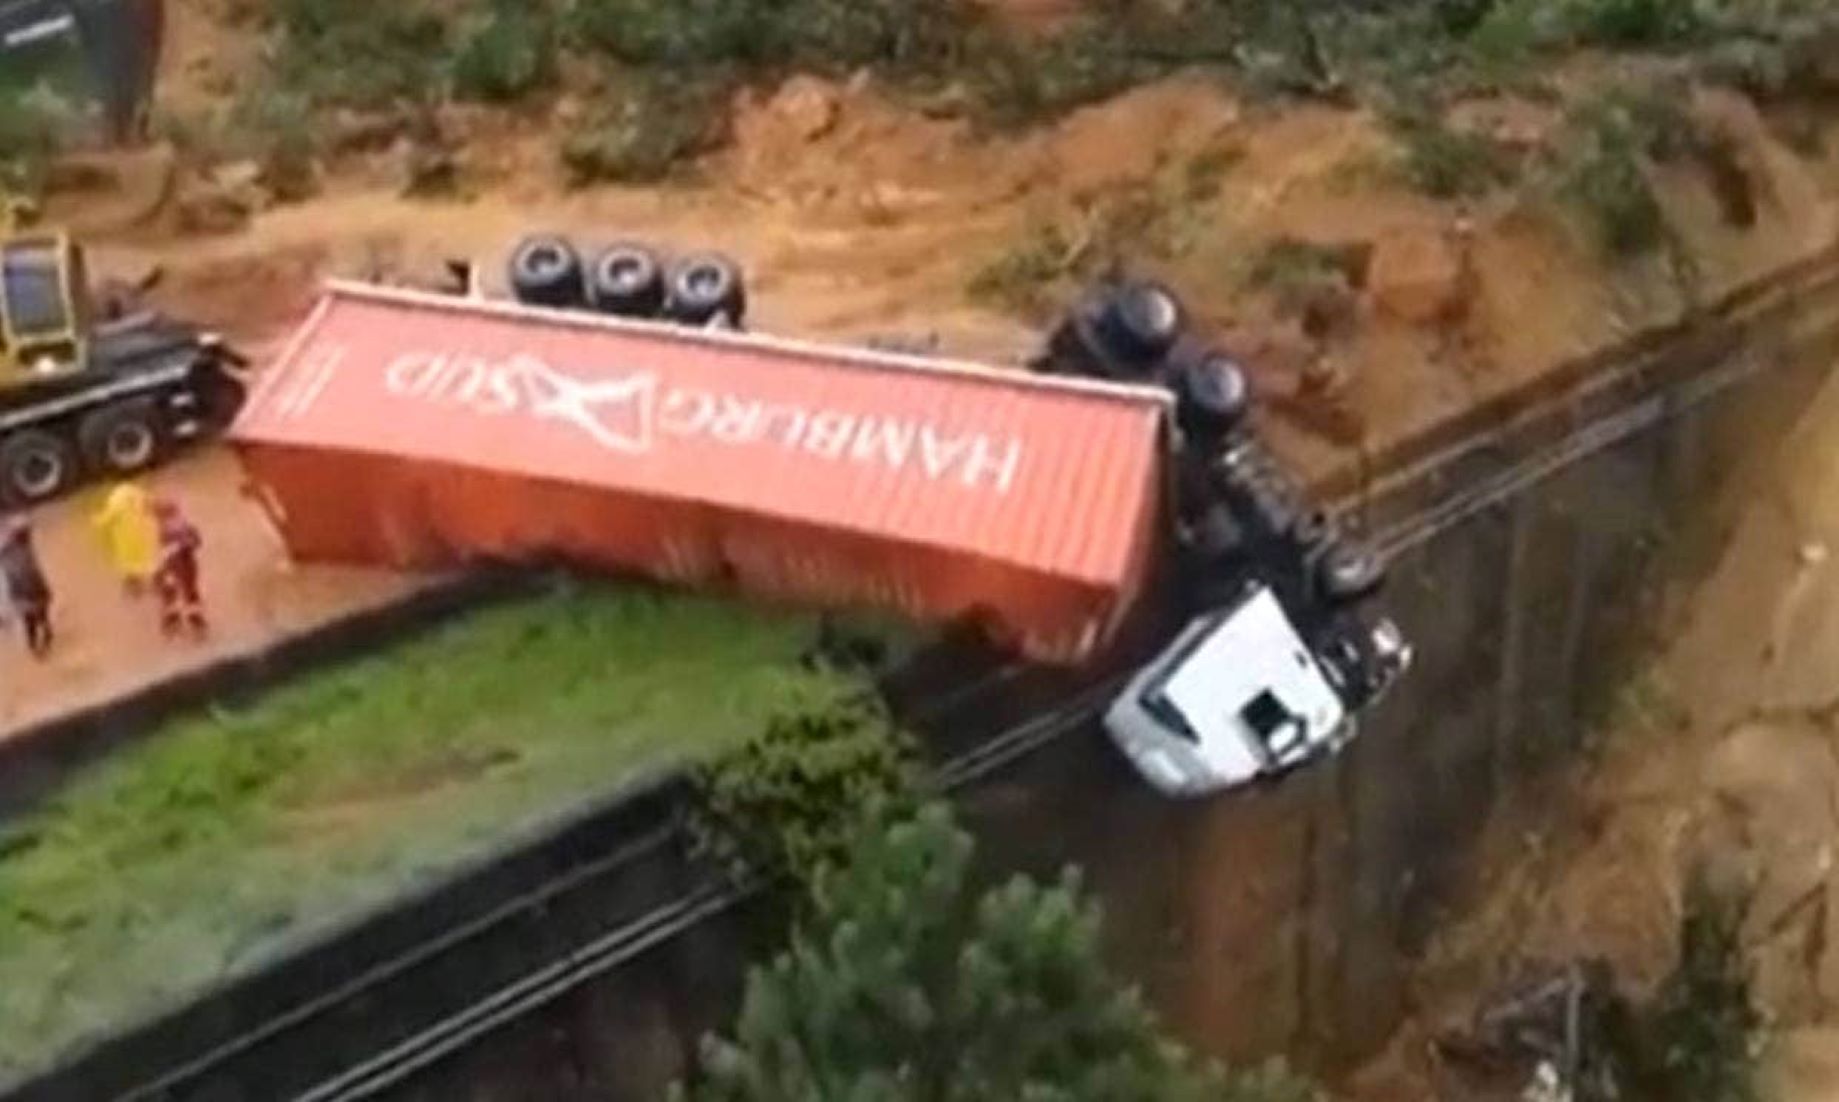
[91,480,160,597]
[0,517,54,658]
[151,497,206,639]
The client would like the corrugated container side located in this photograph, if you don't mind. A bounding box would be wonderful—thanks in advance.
[232,286,1174,663]
[234,441,1147,663]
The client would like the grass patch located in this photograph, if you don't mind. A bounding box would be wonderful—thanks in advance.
[559,74,730,185]
[267,0,453,109]
[0,578,870,1085]
[1549,83,1703,258]
[452,0,560,104]
[1384,104,1518,198]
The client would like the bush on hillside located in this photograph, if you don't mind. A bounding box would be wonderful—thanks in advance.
[452,0,558,103]
[269,0,451,107]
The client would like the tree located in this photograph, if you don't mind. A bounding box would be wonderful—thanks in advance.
[677,804,1319,1102]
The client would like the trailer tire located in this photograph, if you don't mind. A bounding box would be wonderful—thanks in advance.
[1098,282,1185,368]
[1174,352,1250,442]
[0,430,76,504]
[78,399,165,476]
[508,235,585,308]
[664,253,746,327]
[1319,542,1386,605]
[587,242,666,318]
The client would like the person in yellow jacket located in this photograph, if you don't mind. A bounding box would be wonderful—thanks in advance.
[92,480,160,597]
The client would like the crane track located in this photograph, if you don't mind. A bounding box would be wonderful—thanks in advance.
[17,245,1839,1102]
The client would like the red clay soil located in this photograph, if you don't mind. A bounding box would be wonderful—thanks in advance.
[0,449,414,738]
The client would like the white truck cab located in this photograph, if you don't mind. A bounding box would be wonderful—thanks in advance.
[1105,581,1409,798]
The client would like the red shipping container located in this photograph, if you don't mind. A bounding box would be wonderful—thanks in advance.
[231,284,1172,662]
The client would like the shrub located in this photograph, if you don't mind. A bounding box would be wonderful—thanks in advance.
[1246,236,1359,303]
[225,87,319,201]
[1559,140,1665,257]
[569,0,972,72]
[452,0,558,103]
[1385,106,1517,198]
[269,0,451,108]
[962,20,1145,130]
[677,804,1324,1101]
[1552,84,1703,257]
[687,691,923,890]
[1641,873,1761,1101]
[559,77,727,185]
[1564,0,1705,48]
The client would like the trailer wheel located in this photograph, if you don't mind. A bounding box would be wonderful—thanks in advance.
[664,253,746,327]
[508,235,585,308]
[587,242,665,318]
[78,399,165,476]
[1174,352,1250,443]
[0,430,75,504]
[1318,543,1386,605]
[1097,282,1185,368]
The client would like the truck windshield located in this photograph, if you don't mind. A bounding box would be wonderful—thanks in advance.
[1,244,69,338]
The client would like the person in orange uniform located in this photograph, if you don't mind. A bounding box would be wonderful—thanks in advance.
[151,496,207,639]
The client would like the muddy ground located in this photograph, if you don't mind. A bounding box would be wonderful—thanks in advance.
[0,451,412,736]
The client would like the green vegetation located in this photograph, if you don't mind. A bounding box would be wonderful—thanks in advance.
[231,0,1831,193]
[1549,84,1704,257]
[267,0,452,109]
[689,691,923,889]
[1244,235,1366,325]
[675,803,1323,1101]
[452,0,560,104]
[559,76,729,185]
[0,36,89,197]
[1384,104,1517,199]
[1640,871,1761,1101]
[0,580,862,1084]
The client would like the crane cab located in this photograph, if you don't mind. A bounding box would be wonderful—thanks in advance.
[0,232,90,385]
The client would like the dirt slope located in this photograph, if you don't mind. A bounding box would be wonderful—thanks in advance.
[1344,359,1839,1101]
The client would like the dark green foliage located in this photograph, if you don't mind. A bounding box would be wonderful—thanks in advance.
[1385,105,1518,198]
[1641,873,1760,1102]
[224,87,319,201]
[688,693,923,889]
[1567,0,1705,47]
[677,804,1321,1101]
[559,76,728,185]
[1549,83,1706,257]
[568,0,972,72]
[962,20,1146,130]
[452,0,558,104]
[269,0,451,108]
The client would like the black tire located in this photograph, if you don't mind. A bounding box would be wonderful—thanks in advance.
[1318,542,1386,604]
[508,235,585,309]
[1097,282,1185,367]
[0,429,76,505]
[1175,351,1250,443]
[664,252,746,327]
[78,398,165,476]
[587,242,666,318]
